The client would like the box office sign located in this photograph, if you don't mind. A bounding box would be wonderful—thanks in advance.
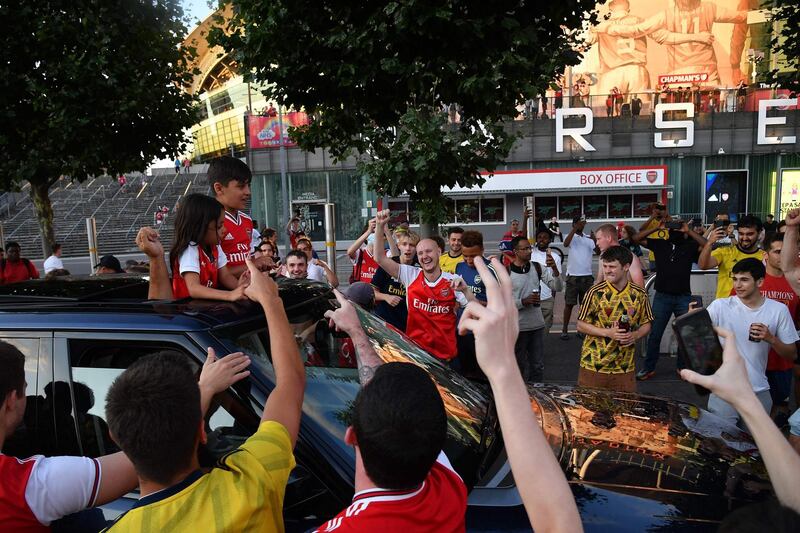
[476,166,667,191]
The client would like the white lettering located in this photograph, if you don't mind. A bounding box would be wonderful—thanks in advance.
[654,103,694,148]
[412,298,452,314]
[555,108,596,153]
[757,98,797,145]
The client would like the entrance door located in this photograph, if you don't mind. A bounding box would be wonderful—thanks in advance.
[292,202,326,241]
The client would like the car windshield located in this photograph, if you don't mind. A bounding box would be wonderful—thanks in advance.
[214,302,491,471]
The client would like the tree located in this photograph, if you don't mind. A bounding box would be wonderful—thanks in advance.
[769,0,800,88]
[213,0,598,232]
[0,0,198,255]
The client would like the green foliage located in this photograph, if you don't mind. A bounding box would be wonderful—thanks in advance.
[768,0,800,87]
[0,0,198,251]
[214,0,598,225]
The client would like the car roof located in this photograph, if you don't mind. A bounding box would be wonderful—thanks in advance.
[0,275,334,332]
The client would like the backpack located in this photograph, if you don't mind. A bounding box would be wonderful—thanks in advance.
[348,250,365,284]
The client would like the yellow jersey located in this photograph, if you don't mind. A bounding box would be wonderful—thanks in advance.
[578,280,654,374]
[439,252,464,274]
[105,421,295,533]
[710,246,763,299]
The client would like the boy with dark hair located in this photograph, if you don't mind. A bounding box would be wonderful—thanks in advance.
[705,257,798,428]
[104,258,305,531]
[0,242,39,284]
[315,292,467,531]
[455,230,495,375]
[207,156,263,277]
[699,214,764,299]
[0,341,140,530]
[282,250,309,279]
[577,245,653,392]
[439,226,464,273]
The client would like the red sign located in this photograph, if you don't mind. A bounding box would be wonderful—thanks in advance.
[657,73,709,86]
[248,112,309,149]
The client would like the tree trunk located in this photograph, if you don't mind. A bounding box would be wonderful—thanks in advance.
[418,221,439,239]
[30,180,56,259]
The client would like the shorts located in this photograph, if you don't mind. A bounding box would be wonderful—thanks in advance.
[577,367,636,392]
[565,275,595,306]
[766,369,793,405]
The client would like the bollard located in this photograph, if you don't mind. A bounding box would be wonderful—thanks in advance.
[0,222,4,251]
[324,203,336,274]
[86,218,99,272]
[524,196,534,239]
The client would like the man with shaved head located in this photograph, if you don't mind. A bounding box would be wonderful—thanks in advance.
[373,210,475,362]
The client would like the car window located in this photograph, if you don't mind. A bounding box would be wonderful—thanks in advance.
[2,337,49,458]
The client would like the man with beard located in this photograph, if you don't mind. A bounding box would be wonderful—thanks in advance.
[531,228,563,333]
[633,219,706,380]
[699,215,764,299]
[373,210,475,362]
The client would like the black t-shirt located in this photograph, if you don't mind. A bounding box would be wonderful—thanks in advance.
[371,257,408,332]
[764,221,778,233]
[646,237,699,295]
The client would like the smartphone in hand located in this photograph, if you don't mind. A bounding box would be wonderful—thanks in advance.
[672,309,723,395]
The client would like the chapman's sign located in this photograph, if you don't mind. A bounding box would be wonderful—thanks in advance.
[556,98,798,153]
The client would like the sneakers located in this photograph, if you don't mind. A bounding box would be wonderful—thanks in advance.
[560,333,570,340]
[636,369,656,381]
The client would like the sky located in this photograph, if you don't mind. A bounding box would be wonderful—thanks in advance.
[182,0,215,29]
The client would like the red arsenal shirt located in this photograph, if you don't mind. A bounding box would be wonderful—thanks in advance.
[398,264,468,360]
[759,274,799,371]
[353,248,380,284]
[172,244,227,299]
[221,210,254,267]
[312,454,466,533]
[0,260,39,284]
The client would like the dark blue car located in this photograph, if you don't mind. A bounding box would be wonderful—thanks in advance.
[1,276,773,531]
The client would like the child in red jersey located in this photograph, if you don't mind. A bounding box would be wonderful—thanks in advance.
[169,194,246,301]
[208,156,271,278]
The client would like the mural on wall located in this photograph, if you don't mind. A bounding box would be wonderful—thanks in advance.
[572,0,764,98]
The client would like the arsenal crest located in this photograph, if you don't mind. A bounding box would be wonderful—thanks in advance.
[440,288,451,298]
[646,171,657,184]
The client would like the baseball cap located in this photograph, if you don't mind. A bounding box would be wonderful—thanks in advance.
[95,255,124,273]
[343,282,375,310]
[572,215,586,224]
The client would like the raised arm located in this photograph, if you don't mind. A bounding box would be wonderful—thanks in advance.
[384,224,399,257]
[680,327,800,513]
[324,290,384,385]
[781,210,800,296]
[373,210,401,279]
[347,219,376,260]
[458,257,583,532]
[244,258,305,445]
[136,227,172,300]
[697,228,725,270]
[315,259,340,288]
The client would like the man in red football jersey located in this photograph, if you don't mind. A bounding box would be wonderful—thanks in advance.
[315,292,467,532]
[373,210,474,362]
[208,156,271,278]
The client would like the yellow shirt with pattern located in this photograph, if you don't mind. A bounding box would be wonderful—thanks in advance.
[578,280,654,374]
[439,252,464,274]
[710,246,763,299]
[104,421,295,533]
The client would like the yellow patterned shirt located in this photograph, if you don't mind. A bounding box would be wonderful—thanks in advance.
[104,421,295,533]
[578,280,654,374]
[439,252,464,274]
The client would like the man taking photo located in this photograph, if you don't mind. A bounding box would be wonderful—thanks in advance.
[633,218,706,380]
[698,215,764,299]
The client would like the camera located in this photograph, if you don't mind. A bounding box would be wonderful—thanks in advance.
[666,220,683,230]
[713,220,730,228]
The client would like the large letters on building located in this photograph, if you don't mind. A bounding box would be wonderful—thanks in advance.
[555,99,796,153]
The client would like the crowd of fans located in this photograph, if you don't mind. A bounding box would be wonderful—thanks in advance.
[4,155,800,530]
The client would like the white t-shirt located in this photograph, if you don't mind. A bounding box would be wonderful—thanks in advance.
[307,261,326,282]
[177,243,228,275]
[531,247,562,300]
[566,233,595,276]
[250,227,261,254]
[43,255,64,274]
[707,296,799,393]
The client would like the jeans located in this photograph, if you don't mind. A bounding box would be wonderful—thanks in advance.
[708,391,772,432]
[515,328,544,382]
[644,292,691,373]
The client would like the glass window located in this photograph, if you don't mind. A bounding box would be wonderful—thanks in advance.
[609,195,633,218]
[2,338,48,458]
[480,198,504,222]
[209,90,234,115]
[634,194,659,217]
[535,197,557,220]
[388,201,409,225]
[584,195,608,220]
[559,196,582,220]
[454,199,479,224]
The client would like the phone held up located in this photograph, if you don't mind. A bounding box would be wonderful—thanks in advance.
[672,309,723,395]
